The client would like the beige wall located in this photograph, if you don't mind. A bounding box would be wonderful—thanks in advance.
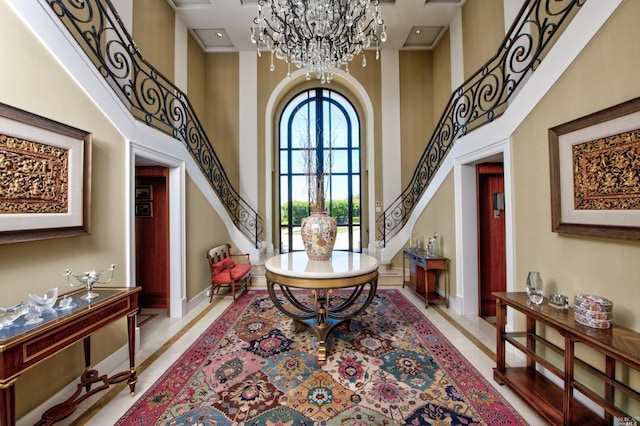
[0,3,129,416]
[185,175,232,300]
[462,0,505,80]
[512,0,640,330]
[348,56,383,235]
[204,53,240,190]
[257,53,288,225]
[400,51,434,190]
[187,32,207,124]
[133,0,175,81]
[432,29,452,124]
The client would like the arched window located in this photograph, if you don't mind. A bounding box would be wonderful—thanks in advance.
[279,88,361,253]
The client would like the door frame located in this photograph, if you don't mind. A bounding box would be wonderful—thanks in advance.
[129,142,186,318]
[454,138,514,316]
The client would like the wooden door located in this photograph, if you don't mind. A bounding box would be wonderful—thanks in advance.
[477,163,505,317]
[135,166,169,312]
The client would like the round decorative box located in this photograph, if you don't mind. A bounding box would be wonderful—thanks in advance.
[574,312,611,329]
[574,305,612,321]
[573,294,613,329]
[574,294,613,312]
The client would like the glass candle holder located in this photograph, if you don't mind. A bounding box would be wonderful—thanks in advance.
[65,264,116,300]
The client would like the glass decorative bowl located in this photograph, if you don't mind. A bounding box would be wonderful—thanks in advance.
[28,287,58,311]
[0,303,29,328]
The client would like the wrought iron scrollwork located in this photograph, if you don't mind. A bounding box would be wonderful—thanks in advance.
[377,0,585,246]
[44,0,264,247]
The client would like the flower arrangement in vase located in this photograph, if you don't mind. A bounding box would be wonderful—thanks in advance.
[299,116,337,261]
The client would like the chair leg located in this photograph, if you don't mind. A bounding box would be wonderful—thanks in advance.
[243,276,251,296]
[231,282,236,300]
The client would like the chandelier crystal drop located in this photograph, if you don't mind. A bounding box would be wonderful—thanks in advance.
[251,0,387,83]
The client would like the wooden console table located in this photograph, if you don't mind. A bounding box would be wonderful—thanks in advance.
[493,292,640,425]
[0,286,140,426]
[402,248,449,308]
[265,252,379,362]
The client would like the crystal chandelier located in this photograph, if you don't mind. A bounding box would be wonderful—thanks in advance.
[251,0,387,83]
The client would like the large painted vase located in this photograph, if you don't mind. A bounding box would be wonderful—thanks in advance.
[300,212,337,261]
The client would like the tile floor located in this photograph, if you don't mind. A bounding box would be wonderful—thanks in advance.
[18,286,548,425]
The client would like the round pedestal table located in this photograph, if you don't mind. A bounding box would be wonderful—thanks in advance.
[265,251,379,362]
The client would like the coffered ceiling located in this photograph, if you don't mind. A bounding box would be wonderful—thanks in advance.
[166,0,465,53]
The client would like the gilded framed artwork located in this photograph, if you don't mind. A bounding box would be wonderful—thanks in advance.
[0,103,92,244]
[549,97,640,240]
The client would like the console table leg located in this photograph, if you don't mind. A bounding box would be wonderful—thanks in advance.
[495,298,506,374]
[605,356,615,425]
[445,268,449,308]
[83,337,92,392]
[563,338,575,425]
[127,312,137,396]
[402,255,407,288]
[0,378,16,426]
[526,317,536,370]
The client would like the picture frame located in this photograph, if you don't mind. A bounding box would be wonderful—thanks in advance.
[135,202,153,217]
[549,97,640,240]
[0,103,92,244]
[135,185,152,201]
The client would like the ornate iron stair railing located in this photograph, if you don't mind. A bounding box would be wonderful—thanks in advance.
[43,0,264,248]
[376,0,585,246]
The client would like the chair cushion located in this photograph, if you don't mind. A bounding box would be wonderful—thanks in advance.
[211,262,251,285]
[212,257,235,275]
[212,270,233,284]
[232,263,251,279]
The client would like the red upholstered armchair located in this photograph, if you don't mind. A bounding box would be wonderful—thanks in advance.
[206,243,251,301]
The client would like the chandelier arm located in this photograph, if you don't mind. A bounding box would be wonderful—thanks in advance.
[329,1,347,38]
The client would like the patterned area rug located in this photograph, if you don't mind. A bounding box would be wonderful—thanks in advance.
[117,290,526,425]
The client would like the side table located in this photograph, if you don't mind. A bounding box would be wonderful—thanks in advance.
[402,248,449,308]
